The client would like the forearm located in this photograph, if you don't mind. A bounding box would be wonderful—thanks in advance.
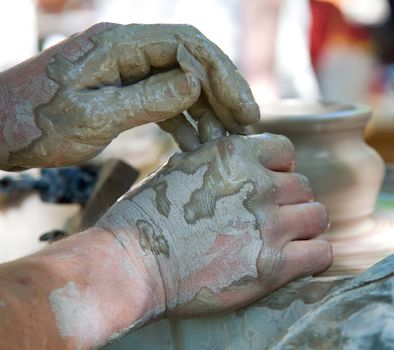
[0,227,156,349]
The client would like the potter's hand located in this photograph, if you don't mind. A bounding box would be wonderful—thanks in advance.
[98,134,333,316]
[0,23,258,170]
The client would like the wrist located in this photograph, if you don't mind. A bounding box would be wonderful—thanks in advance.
[35,227,161,346]
[95,206,168,314]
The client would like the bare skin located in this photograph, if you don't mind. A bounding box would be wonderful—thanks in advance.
[0,134,332,349]
[0,22,258,170]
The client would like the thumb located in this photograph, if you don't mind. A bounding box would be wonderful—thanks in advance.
[131,69,201,125]
[69,69,201,137]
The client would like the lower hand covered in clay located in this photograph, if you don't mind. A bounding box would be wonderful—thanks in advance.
[0,23,258,170]
[97,133,333,317]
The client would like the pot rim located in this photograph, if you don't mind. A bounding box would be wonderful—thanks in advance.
[249,99,371,133]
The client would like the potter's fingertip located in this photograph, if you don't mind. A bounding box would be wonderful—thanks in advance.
[173,72,201,99]
[233,102,260,126]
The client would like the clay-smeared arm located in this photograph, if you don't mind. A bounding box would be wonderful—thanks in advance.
[0,22,258,170]
[0,228,155,349]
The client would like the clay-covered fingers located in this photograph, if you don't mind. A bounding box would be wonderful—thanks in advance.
[69,69,200,136]
[197,113,227,143]
[280,239,333,279]
[87,23,259,133]
[174,26,260,126]
[247,133,295,172]
[188,95,227,144]
[176,42,258,133]
[160,94,227,151]
[119,23,259,130]
[272,172,314,205]
[278,202,330,243]
[157,115,201,151]
[158,113,225,152]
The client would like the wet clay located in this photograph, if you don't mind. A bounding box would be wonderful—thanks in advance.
[104,180,259,313]
[99,138,262,313]
[270,255,394,350]
[98,134,331,315]
[0,23,259,170]
[137,220,170,257]
[49,281,105,349]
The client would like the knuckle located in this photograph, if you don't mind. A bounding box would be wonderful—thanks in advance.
[215,135,251,159]
[179,24,200,35]
[252,133,295,156]
[270,133,296,158]
[276,133,292,145]
[267,133,295,151]
[91,22,114,29]
[88,22,118,34]
[258,132,279,142]
[278,134,295,154]
[215,136,237,160]
[260,132,284,142]
[227,134,246,146]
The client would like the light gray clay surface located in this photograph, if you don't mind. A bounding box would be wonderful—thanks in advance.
[270,254,394,349]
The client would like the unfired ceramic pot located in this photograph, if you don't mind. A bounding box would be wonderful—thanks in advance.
[249,99,394,275]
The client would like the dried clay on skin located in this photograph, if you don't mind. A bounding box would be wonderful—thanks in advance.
[99,141,268,312]
[49,281,105,349]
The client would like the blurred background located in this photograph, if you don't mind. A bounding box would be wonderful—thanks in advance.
[1,0,394,262]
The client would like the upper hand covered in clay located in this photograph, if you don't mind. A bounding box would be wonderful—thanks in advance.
[97,133,333,316]
[0,23,259,170]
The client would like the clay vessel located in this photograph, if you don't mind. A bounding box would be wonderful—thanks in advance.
[249,99,393,275]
